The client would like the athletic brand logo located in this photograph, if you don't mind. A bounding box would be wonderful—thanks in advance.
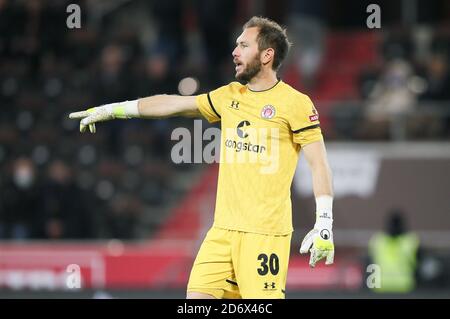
[261,105,276,119]
[264,282,276,290]
[236,120,251,138]
[319,212,331,220]
[320,229,331,240]
[230,100,240,109]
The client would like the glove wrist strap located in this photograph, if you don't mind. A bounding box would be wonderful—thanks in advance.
[111,100,140,119]
[314,195,333,230]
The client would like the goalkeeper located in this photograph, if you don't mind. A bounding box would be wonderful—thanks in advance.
[70,16,334,299]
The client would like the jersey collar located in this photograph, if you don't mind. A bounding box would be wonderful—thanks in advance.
[247,79,281,93]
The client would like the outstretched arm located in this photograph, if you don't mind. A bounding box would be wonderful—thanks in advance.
[69,95,200,133]
[137,95,200,119]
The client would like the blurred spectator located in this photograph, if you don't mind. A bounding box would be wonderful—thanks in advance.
[362,59,417,139]
[418,53,450,101]
[107,193,142,239]
[149,0,186,67]
[196,0,237,85]
[358,61,384,100]
[93,44,132,155]
[0,157,42,239]
[136,54,178,96]
[131,53,177,157]
[416,52,450,137]
[382,27,414,62]
[38,160,94,239]
[39,52,65,100]
[94,44,130,104]
[0,0,14,58]
[367,210,420,293]
[286,0,325,90]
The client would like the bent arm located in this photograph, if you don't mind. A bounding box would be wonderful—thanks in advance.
[302,140,333,198]
[137,95,200,119]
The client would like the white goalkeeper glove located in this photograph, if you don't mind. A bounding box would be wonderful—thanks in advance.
[300,195,334,268]
[69,100,140,133]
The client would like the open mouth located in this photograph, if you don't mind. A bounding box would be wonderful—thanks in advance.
[234,61,243,71]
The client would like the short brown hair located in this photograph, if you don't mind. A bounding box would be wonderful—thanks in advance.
[243,16,291,70]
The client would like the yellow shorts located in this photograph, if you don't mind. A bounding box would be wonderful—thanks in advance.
[187,227,292,299]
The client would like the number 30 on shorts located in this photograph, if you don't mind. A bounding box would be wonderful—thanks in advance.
[257,253,279,276]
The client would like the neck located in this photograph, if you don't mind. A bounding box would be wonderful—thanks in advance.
[247,68,278,91]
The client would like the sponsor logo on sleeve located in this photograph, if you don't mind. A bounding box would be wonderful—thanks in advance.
[309,108,319,122]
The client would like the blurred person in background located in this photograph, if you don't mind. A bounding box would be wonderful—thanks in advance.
[418,52,450,101]
[286,0,325,90]
[95,44,130,105]
[0,0,14,58]
[367,210,421,293]
[94,44,131,155]
[107,193,142,239]
[196,0,237,86]
[149,0,186,68]
[38,159,93,239]
[137,53,177,97]
[0,157,42,239]
[417,52,450,137]
[363,59,418,139]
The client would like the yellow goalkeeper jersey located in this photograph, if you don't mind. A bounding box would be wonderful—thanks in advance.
[196,80,323,235]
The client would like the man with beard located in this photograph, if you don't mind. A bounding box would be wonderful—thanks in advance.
[69,16,334,299]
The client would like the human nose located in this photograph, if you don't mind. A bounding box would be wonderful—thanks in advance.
[232,46,239,58]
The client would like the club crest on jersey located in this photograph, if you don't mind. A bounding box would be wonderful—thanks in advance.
[261,105,276,119]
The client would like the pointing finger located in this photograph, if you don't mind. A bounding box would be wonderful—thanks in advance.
[69,111,90,119]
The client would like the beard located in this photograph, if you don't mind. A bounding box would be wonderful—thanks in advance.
[235,54,262,83]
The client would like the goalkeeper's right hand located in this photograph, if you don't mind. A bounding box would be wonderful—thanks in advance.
[69,100,139,133]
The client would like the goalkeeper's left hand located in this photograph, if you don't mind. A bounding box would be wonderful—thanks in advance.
[300,225,334,267]
[300,196,334,267]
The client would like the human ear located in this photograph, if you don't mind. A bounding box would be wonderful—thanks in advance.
[261,48,274,65]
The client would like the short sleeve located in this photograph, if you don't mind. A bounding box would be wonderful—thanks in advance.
[289,94,323,146]
[196,86,226,123]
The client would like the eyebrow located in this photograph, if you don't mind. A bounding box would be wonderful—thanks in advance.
[236,41,248,45]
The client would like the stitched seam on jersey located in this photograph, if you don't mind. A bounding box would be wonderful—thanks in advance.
[292,124,320,134]
[207,93,221,118]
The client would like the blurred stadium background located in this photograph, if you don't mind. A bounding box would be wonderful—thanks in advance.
[1,0,450,298]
